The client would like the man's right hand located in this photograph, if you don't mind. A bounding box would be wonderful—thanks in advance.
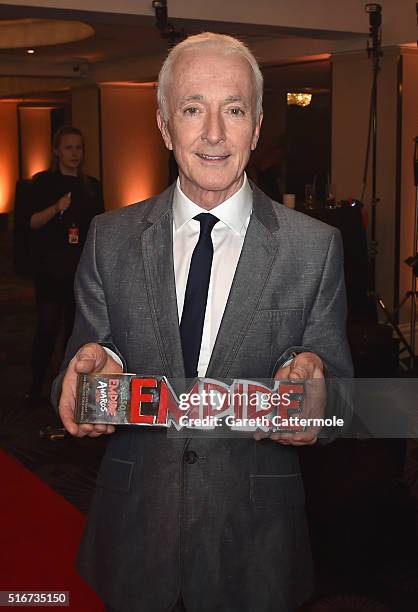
[59,342,122,438]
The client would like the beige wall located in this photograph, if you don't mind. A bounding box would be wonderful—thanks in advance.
[0,102,19,213]
[71,85,101,181]
[332,49,400,312]
[100,83,169,209]
[399,51,418,322]
[19,107,52,179]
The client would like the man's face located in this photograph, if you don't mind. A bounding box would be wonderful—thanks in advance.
[157,47,262,209]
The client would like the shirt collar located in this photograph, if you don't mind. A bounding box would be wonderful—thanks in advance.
[173,174,253,235]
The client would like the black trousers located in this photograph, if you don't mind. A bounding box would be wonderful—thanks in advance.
[29,273,75,397]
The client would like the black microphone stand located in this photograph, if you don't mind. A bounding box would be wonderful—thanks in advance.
[362,4,414,368]
[362,4,382,288]
[392,138,418,370]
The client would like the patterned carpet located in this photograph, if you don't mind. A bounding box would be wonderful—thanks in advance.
[1,226,418,611]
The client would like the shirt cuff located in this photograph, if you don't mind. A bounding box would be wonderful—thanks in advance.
[103,347,124,370]
[280,356,294,369]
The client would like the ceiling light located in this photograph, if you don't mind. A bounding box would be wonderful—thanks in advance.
[287,92,313,107]
[26,49,35,54]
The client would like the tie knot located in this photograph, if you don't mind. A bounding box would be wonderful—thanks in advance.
[194,213,219,236]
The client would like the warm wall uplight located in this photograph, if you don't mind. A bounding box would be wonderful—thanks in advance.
[287,92,313,107]
[19,107,51,179]
[0,103,19,213]
[100,84,169,209]
[0,180,7,215]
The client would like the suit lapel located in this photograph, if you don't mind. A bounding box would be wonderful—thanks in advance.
[206,184,281,377]
[140,183,281,379]
[141,186,185,377]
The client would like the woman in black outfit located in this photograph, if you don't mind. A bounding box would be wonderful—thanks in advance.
[27,125,104,403]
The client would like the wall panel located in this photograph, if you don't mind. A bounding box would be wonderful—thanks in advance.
[0,102,19,214]
[100,84,169,209]
[71,85,101,181]
[332,50,399,312]
[399,52,418,323]
[19,107,52,179]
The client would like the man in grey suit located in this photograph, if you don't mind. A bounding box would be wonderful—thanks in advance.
[54,33,352,612]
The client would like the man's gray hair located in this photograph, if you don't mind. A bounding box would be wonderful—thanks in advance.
[157,32,263,123]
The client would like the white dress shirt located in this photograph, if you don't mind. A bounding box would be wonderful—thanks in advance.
[173,175,253,376]
[106,175,253,376]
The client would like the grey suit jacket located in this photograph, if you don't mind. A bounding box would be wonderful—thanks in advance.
[53,182,352,612]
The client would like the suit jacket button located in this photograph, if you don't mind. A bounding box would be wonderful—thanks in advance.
[184,450,198,464]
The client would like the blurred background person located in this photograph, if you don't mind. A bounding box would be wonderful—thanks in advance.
[26,125,104,405]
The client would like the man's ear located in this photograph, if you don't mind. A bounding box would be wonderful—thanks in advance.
[156,109,173,151]
[251,112,263,151]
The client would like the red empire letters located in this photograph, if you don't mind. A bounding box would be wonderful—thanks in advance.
[129,378,304,430]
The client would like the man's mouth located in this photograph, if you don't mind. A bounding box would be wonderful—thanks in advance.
[196,153,230,161]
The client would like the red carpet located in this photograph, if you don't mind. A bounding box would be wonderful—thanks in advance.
[0,450,104,611]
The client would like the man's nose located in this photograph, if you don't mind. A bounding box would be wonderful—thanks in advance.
[202,110,225,144]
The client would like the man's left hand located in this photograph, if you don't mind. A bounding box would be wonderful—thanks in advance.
[254,352,326,446]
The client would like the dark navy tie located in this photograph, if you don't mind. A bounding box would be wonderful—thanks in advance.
[180,213,219,378]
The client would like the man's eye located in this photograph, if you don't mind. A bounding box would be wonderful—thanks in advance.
[184,107,199,116]
[228,107,245,117]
